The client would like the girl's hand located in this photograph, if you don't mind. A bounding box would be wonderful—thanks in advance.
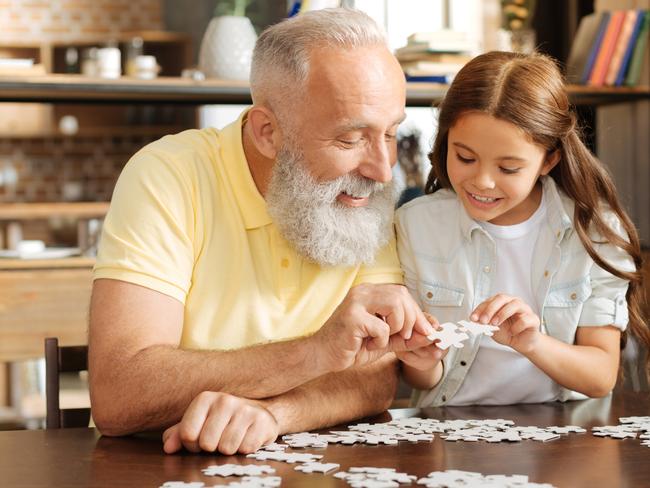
[471,294,542,354]
[396,313,448,371]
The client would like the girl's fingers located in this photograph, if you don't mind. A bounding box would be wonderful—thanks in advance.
[492,299,526,326]
[472,294,513,324]
[510,313,540,336]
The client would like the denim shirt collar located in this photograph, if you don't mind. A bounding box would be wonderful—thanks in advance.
[458,176,573,243]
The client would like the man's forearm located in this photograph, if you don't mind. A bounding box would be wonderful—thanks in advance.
[263,355,399,434]
[90,337,329,435]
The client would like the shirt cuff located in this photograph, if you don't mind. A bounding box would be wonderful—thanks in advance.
[578,292,628,330]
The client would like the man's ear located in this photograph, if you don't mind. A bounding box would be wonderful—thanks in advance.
[540,149,561,175]
[246,106,281,160]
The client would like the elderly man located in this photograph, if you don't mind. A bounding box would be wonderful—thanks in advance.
[89,8,434,455]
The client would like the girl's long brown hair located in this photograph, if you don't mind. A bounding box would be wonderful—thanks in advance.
[426,51,648,374]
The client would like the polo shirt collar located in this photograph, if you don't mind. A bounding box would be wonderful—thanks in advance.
[220,109,273,229]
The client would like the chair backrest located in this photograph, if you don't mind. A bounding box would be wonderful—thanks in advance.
[44,337,90,429]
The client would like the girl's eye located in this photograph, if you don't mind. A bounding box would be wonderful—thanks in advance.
[456,153,474,163]
[500,167,520,174]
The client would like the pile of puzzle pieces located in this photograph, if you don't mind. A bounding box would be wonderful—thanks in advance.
[160,413,650,487]
[592,415,650,447]
[279,416,587,446]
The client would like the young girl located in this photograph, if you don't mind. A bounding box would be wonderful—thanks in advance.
[395,51,649,406]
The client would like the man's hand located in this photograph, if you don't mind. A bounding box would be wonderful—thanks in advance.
[396,313,447,371]
[162,392,279,455]
[471,294,542,354]
[311,283,435,372]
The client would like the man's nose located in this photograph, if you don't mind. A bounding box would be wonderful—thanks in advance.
[358,139,394,183]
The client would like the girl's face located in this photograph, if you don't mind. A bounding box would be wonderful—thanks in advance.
[446,112,559,226]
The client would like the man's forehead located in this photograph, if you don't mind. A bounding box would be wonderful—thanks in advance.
[334,114,407,133]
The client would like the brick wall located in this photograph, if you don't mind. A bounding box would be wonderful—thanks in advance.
[0,135,158,204]
[0,0,163,42]
[0,0,174,215]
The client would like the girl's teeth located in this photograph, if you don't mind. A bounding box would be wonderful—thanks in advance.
[472,194,496,203]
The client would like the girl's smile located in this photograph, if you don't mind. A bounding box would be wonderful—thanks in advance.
[446,112,559,226]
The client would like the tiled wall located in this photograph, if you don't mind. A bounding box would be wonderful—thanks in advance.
[0,0,163,42]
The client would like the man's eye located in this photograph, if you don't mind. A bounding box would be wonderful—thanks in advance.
[385,133,396,140]
[338,139,361,146]
[456,153,474,163]
[500,167,520,174]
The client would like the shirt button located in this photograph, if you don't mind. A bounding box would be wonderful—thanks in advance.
[544,270,549,278]
[441,395,447,402]
[556,230,561,238]
[617,297,625,305]
[460,361,467,366]
[570,292,577,300]
[426,291,433,299]
[483,266,491,273]
[281,258,290,268]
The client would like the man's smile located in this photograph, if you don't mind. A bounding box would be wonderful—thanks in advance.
[337,191,370,207]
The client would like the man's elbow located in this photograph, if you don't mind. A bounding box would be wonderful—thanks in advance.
[90,387,134,436]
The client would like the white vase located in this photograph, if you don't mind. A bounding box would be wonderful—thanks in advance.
[199,15,258,81]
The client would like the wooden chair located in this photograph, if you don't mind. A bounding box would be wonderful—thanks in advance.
[44,337,90,429]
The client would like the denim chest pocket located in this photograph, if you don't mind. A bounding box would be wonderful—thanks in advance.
[544,276,591,307]
[419,282,465,323]
[542,276,592,343]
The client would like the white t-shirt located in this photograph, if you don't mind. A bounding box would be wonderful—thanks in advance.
[449,190,561,405]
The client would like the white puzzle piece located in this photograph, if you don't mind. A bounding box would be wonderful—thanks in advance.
[294,462,340,474]
[426,322,469,350]
[201,464,275,477]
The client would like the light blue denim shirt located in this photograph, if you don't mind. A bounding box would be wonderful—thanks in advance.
[396,176,633,406]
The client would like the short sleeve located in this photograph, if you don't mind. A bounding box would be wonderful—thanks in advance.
[93,148,196,304]
[353,229,404,286]
[578,215,635,331]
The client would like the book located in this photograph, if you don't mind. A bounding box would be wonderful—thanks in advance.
[580,11,611,84]
[605,10,639,85]
[624,10,650,86]
[396,51,473,64]
[400,60,466,77]
[615,10,646,85]
[588,10,626,86]
[407,30,468,44]
[395,39,474,56]
[405,74,454,84]
[566,12,606,83]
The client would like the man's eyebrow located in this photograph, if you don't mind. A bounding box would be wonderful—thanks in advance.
[451,141,528,162]
[335,114,407,133]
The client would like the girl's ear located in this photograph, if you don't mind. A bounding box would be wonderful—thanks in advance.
[247,106,281,160]
[541,149,561,175]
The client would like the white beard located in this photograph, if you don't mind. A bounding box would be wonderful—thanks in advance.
[266,144,396,267]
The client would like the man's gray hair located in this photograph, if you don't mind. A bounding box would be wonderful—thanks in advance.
[250,8,388,108]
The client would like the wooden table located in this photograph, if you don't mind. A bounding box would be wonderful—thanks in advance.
[1,391,648,488]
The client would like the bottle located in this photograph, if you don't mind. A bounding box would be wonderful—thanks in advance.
[125,37,144,77]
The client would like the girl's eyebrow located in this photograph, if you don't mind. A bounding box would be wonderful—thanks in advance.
[451,141,528,162]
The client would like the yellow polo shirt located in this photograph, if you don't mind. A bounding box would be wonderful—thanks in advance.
[94,111,403,350]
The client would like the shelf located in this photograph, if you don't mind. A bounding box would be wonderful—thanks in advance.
[0,74,252,105]
[0,202,109,220]
[0,257,95,270]
[0,125,188,139]
[0,74,648,106]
